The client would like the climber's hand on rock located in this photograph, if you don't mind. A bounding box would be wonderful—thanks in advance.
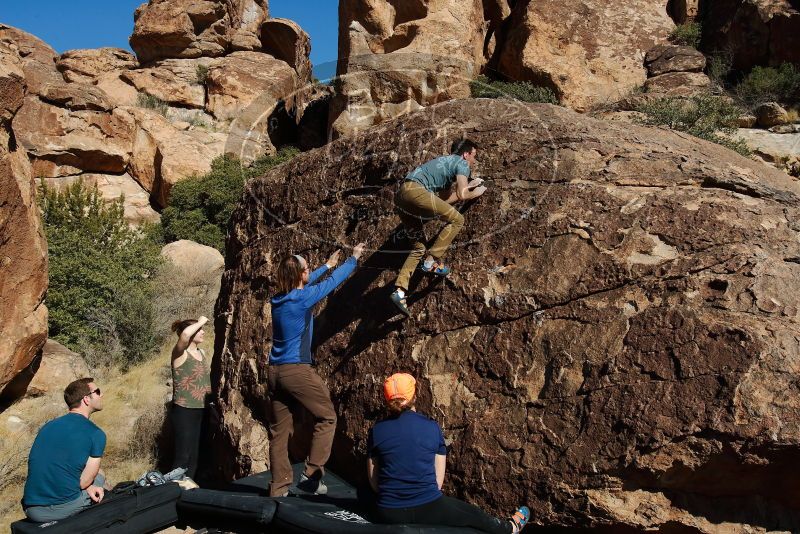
[326,250,341,269]
[472,185,488,197]
[353,243,366,260]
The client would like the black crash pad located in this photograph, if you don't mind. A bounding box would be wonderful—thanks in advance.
[11,482,181,534]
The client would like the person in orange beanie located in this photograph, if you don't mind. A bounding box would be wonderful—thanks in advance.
[366,372,530,533]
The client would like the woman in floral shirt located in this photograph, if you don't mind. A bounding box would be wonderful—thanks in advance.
[170,316,210,479]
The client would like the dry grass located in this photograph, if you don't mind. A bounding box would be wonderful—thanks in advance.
[0,335,212,531]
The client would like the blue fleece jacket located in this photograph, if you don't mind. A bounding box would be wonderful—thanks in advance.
[269,257,357,365]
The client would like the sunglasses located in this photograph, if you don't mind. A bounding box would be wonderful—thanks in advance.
[87,388,101,397]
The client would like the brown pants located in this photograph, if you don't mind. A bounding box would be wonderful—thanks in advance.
[394,181,465,291]
[267,364,337,497]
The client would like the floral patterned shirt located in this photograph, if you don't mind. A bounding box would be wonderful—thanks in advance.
[172,348,211,409]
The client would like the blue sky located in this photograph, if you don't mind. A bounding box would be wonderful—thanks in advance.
[1,0,339,78]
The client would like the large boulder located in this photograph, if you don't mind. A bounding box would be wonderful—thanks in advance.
[121,58,210,109]
[0,24,61,96]
[12,96,134,177]
[129,0,269,65]
[702,0,800,72]
[25,340,90,398]
[260,18,312,85]
[495,0,674,111]
[56,48,138,84]
[212,98,800,532]
[645,44,706,76]
[120,106,226,208]
[161,240,224,311]
[0,144,48,405]
[205,51,298,120]
[329,0,486,138]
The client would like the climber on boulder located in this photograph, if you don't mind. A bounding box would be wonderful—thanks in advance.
[266,243,366,498]
[390,138,487,316]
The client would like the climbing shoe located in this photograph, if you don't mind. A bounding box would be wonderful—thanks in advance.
[510,506,530,533]
[297,472,328,495]
[418,260,451,277]
[390,289,411,317]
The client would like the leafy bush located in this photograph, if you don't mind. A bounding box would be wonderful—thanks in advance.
[669,22,701,48]
[734,63,800,108]
[635,94,752,156]
[470,75,559,104]
[195,64,209,85]
[40,180,164,368]
[707,49,733,89]
[137,93,169,116]
[161,146,300,251]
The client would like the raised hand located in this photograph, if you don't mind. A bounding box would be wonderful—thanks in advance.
[353,242,366,260]
[326,249,342,269]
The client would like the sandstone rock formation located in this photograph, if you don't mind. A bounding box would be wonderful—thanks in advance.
[0,49,47,404]
[129,0,269,64]
[25,340,90,398]
[213,98,800,532]
[645,44,706,77]
[329,0,486,138]
[755,102,789,128]
[161,240,224,312]
[260,18,312,84]
[495,0,674,111]
[701,0,800,72]
[56,48,138,84]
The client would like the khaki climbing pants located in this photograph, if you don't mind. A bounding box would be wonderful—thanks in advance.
[394,181,464,291]
[267,364,336,497]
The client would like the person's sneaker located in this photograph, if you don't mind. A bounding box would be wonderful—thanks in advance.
[510,505,530,533]
[390,289,411,317]
[297,472,328,495]
[418,260,451,276]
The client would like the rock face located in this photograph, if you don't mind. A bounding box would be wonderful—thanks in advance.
[56,48,138,84]
[495,0,674,111]
[702,0,800,72]
[25,340,90,398]
[0,47,48,404]
[329,0,486,138]
[645,44,706,76]
[129,0,269,64]
[213,98,800,532]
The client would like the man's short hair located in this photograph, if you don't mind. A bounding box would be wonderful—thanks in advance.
[64,378,94,409]
[451,138,479,156]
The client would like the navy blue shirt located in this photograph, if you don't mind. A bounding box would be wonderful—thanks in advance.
[269,257,357,365]
[23,413,106,506]
[367,410,447,508]
[406,155,471,193]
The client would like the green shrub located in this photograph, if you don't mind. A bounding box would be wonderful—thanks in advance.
[669,22,701,48]
[161,146,300,251]
[470,75,559,104]
[734,63,800,108]
[707,49,733,89]
[635,94,752,156]
[195,64,209,85]
[136,93,169,116]
[40,180,164,368]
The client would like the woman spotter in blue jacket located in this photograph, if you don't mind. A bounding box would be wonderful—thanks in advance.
[266,243,365,497]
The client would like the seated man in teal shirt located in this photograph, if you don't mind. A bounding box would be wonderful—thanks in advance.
[391,139,487,316]
[23,378,109,522]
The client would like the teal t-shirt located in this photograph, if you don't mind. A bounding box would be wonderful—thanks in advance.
[23,413,106,506]
[406,155,471,193]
